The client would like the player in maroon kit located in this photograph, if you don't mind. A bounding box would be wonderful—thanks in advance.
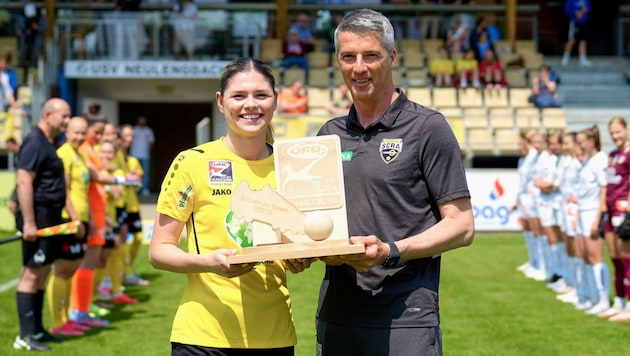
[602,117,630,321]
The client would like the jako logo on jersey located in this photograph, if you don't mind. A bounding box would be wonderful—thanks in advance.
[489,178,505,200]
[178,185,193,209]
[208,161,234,184]
[380,138,403,164]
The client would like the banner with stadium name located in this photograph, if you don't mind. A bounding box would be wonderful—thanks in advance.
[64,60,231,79]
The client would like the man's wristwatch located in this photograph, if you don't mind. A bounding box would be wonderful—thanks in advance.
[382,242,400,268]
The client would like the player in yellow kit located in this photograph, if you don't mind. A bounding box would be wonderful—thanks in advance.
[99,139,139,305]
[149,57,300,354]
[119,124,150,286]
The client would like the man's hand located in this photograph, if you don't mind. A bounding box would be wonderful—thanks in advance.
[320,235,388,273]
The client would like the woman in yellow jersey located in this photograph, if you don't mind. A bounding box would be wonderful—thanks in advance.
[149,57,299,355]
[48,117,123,336]
[99,140,139,305]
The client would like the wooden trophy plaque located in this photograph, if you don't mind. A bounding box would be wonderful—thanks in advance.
[226,135,364,264]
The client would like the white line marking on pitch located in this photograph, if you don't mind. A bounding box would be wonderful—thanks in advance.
[0,278,19,293]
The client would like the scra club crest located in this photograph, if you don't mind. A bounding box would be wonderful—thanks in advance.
[380,138,403,164]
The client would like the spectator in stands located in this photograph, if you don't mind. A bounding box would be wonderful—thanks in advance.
[455,48,481,88]
[429,46,454,87]
[288,13,316,53]
[562,0,592,67]
[528,64,562,109]
[325,83,352,116]
[15,2,46,81]
[326,13,343,55]
[0,54,18,94]
[130,115,154,196]
[446,14,468,56]
[171,0,197,60]
[278,80,308,115]
[281,29,309,75]
[1,67,18,112]
[479,48,507,89]
[114,0,145,60]
[469,16,500,50]
[419,0,442,40]
[85,102,107,121]
[472,30,494,63]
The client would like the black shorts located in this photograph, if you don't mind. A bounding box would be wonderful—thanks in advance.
[57,221,89,260]
[568,21,588,42]
[103,230,116,249]
[125,211,143,233]
[171,343,294,356]
[16,206,64,267]
[316,319,442,356]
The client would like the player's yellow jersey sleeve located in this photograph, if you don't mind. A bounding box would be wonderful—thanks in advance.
[115,150,127,172]
[57,143,90,222]
[157,139,296,349]
[127,156,144,176]
[123,156,142,212]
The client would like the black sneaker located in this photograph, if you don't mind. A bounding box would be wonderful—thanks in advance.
[13,335,52,351]
[32,330,65,343]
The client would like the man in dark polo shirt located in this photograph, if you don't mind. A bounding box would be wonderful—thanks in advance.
[315,9,475,355]
[13,98,71,351]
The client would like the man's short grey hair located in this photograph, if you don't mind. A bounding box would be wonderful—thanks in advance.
[334,9,395,55]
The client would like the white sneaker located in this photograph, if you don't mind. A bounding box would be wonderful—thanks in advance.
[598,305,623,318]
[531,270,547,281]
[524,267,546,280]
[586,299,610,315]
[561,56,569,66]
[516,262,531,272]
[575,300,593,310]
[547,278,565,290]
[553,283,573,294]
[579,58,592,67]
[556,290,577,304]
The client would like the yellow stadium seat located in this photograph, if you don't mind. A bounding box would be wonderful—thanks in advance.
[541,108,567,130]
[422,39,444,54]
[509,87,534,108]
[308,51,330,68]
[514,107,541,129]
[458,88,483,108]
[307,87,331,111]
[494,128,520,153]
[488,107,514,129]
[515,40,536,54]
[282,67,306,87]
[406,68,429,87]
[432,87,457,108]
[505,69,528,88]
[406,87,432,107]
[484,88,509,108]
[260,38,282,63]
[308,68,331,88]
[466,128,495,154]
[403,50,426,69]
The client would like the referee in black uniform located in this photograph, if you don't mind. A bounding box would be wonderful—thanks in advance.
[13,98,71,351]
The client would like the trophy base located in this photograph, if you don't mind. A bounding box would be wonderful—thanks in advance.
[227,239,365,264]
